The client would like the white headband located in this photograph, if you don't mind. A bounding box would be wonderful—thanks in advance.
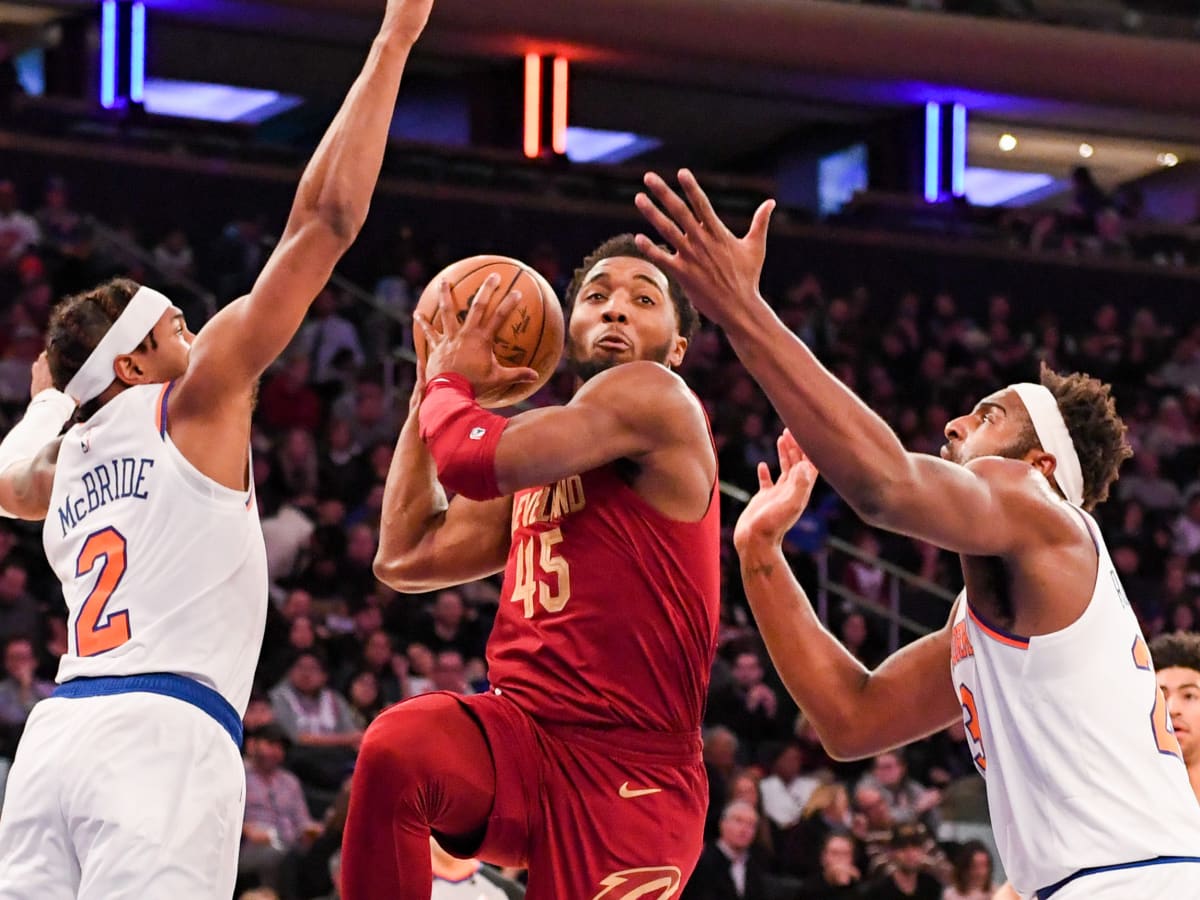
[1010,382,1084,506]
[65,286,172,404]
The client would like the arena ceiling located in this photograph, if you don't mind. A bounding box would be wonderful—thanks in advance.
[8,0,1200,183]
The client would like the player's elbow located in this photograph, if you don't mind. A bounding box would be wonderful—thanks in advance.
[373,550,440,593]
[823,729,882,763]
[298,199,365,247]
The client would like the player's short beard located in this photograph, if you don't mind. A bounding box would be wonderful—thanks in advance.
[567,336,676,382]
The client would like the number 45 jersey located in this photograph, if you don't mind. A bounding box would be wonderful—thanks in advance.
[950,505,1200,897]
[489,456,721,738]
[42,383,268,716]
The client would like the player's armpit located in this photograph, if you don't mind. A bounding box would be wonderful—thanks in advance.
[0,438,62,521]
[375,493,512,593]
[859,454,1077,558]
[493,361,705,495]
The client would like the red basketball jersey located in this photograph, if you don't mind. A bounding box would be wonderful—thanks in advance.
[488,457,721,736]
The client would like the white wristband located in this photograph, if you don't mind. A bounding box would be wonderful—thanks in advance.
[0,389,76,517]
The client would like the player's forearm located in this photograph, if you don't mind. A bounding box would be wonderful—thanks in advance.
[723,298,914,519]
[737,537,882,759]
[286,35,414,245]
[374,407,449,588]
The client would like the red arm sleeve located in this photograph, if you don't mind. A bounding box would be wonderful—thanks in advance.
[418,373,508,501]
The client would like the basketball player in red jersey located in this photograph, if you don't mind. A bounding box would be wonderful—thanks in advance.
[340,235,721,900]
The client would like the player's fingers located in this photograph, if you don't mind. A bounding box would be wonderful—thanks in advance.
[485,288,524,335]
[678,169,725,235]
[633,234,678,273]
[635,192,687,250]
[496,365,540,385]
[642,172,699,236]
[747,198,777,244]
[465,273,502,329]
[436,279,460,337]
[757,461,773,491]
[413,311,440,347]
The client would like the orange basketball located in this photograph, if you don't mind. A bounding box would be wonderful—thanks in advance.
[413,255,565,408]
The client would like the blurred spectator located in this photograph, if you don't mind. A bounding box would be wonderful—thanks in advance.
[0,636,53,755]
[798,832,864,899]
[413,590,485,661]
[0,559,40,647]
[858,752,942,832]
[239,724,321,894]
[260,355,323,433]
[35,177,85,259]
[942,840,995,900]
[0,180,40,271]
[704,726,740,839]
[759,742,821,831]
[269,650,361,790]
[683,800,770,900]
[429,649,473,696]
[706,649,787,752]
[152,227,196,288]
[294,287,365,396]
[861,824,943,900]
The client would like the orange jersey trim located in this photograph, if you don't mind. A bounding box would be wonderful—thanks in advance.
[967,604,1030,650]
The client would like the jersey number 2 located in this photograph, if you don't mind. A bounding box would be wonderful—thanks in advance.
[74,527,132,657]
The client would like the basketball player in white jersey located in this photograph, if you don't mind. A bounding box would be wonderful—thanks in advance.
[635,171,1200,899]
[0,0,434,895]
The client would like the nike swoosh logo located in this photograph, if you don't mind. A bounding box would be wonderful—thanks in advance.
[618,782,663,799]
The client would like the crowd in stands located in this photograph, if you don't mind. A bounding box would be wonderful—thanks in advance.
[0,169,1197,899]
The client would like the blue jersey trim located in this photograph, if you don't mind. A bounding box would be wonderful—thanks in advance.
[1036,855,1200,899]
[53,673,242,746]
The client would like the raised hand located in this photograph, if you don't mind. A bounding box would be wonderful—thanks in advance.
[634,169,776,329]
[734,430,819,551]
[415,274,539,398]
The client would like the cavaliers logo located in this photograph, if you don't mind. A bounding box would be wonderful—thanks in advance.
[593,867,683,899]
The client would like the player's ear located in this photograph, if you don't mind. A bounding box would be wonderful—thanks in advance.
[667,336,688,369]
[112,353,148,387]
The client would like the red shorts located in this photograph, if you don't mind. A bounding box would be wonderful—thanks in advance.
[452,690,707,899]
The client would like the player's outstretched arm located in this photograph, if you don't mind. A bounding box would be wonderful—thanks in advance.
[374,369,513,593]
[179,0,434,401]
[635,170,1064,558]
[734,431,960,760]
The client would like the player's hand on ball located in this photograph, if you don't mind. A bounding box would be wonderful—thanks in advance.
[415,274,539,398]
[734,429,819,551]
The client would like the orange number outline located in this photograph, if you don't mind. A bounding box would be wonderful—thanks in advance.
[74,527,132,657]
[959,683,988,773]
[1133,635,1183,761]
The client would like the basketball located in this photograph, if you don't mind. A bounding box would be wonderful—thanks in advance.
[413,255,565,408]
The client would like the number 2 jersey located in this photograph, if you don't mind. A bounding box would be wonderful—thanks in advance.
[42,383,268,716]
[949,503,1200,895]
[488,454,721,739]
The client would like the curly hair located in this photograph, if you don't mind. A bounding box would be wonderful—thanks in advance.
[45,278,148,418]
[1149,631,1200,673]
[563,234,699,340]
[1038,362,1132,511]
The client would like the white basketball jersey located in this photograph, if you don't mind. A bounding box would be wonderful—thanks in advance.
[42,382,268,715]
[949,504,1200,896]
